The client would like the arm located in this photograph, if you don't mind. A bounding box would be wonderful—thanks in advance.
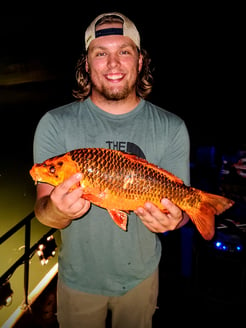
[34,173,91,229]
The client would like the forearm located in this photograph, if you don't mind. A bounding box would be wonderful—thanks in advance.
[34,196,72,229]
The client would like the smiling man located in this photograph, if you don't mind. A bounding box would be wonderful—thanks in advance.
[32,12,191,328]
[86,16,142,110]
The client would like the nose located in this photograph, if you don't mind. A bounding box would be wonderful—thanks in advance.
[107,53,120,68]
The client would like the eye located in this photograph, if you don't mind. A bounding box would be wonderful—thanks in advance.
[120,50,129,55]
[49,166,56,174]
[96,51,106,57]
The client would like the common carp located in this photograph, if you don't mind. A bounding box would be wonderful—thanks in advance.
[30,147,234,240]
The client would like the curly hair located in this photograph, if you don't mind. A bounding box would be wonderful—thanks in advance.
[72,47,154,101]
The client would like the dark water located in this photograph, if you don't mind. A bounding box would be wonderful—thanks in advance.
[0,80,69,326]
[0,80,74,230]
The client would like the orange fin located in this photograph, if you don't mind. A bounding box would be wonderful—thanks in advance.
[185,192,234,240]
[185,206,216,241]
[107,209,128,231]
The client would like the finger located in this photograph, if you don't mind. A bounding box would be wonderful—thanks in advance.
[134,204,160,224]
[142,202,167,220]
[67,185,84,202]
[160,198,173,211]
[68,198,91,218]
[161,198,182,221]
[58,173,82,193]
[161,198,178,215]
[134,207,165,233]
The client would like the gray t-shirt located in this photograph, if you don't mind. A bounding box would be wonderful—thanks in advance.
[33,97,190,296]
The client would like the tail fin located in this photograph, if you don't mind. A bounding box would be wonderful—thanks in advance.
[186,192,234,240]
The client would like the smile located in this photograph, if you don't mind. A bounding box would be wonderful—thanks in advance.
[105,73,124,80]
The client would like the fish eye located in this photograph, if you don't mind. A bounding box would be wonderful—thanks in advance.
[49,166,56,174]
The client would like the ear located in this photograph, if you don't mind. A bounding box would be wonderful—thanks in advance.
[85,56,89,72]
[138,53,143,73]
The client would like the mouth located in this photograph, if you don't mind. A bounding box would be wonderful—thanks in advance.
[105,73,124,82]
[33,176,41,185]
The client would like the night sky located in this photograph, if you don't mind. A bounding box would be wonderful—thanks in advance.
[0,5,244,155]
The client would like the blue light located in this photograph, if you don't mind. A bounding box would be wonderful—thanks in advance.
[214,239,243,252]
[215,241,222,248]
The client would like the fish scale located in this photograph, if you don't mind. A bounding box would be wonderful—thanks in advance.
[30,147,235,240]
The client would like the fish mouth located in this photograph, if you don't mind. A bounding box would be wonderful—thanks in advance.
[29,171,41,185]
[33,177,41,185]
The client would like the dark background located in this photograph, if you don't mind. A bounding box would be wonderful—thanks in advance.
[0,4,244,156]
[0,6,245,326]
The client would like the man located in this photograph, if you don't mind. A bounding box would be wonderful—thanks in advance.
[33,12,190,328]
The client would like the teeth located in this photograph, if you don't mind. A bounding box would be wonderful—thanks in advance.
[107,74,123,80]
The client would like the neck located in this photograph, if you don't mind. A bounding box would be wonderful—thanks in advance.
[90,94,141,115]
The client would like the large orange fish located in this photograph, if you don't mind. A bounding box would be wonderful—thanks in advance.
[30,147,234,240]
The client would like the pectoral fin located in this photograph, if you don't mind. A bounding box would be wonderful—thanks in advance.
[107,209,128,231]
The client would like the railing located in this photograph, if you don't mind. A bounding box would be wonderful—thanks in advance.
[0,211,57,308]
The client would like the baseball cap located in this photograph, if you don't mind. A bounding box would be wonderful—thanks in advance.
[85,12,140,50]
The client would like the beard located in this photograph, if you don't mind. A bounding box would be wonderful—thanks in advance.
[91,81,133,101]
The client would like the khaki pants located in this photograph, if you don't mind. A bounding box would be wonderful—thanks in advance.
[57,268,159,328]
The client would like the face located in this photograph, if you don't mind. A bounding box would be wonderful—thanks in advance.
[86,23,143,102]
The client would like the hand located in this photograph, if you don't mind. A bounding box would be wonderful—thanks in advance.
[49,173,91,220]
[134,198,185,233]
